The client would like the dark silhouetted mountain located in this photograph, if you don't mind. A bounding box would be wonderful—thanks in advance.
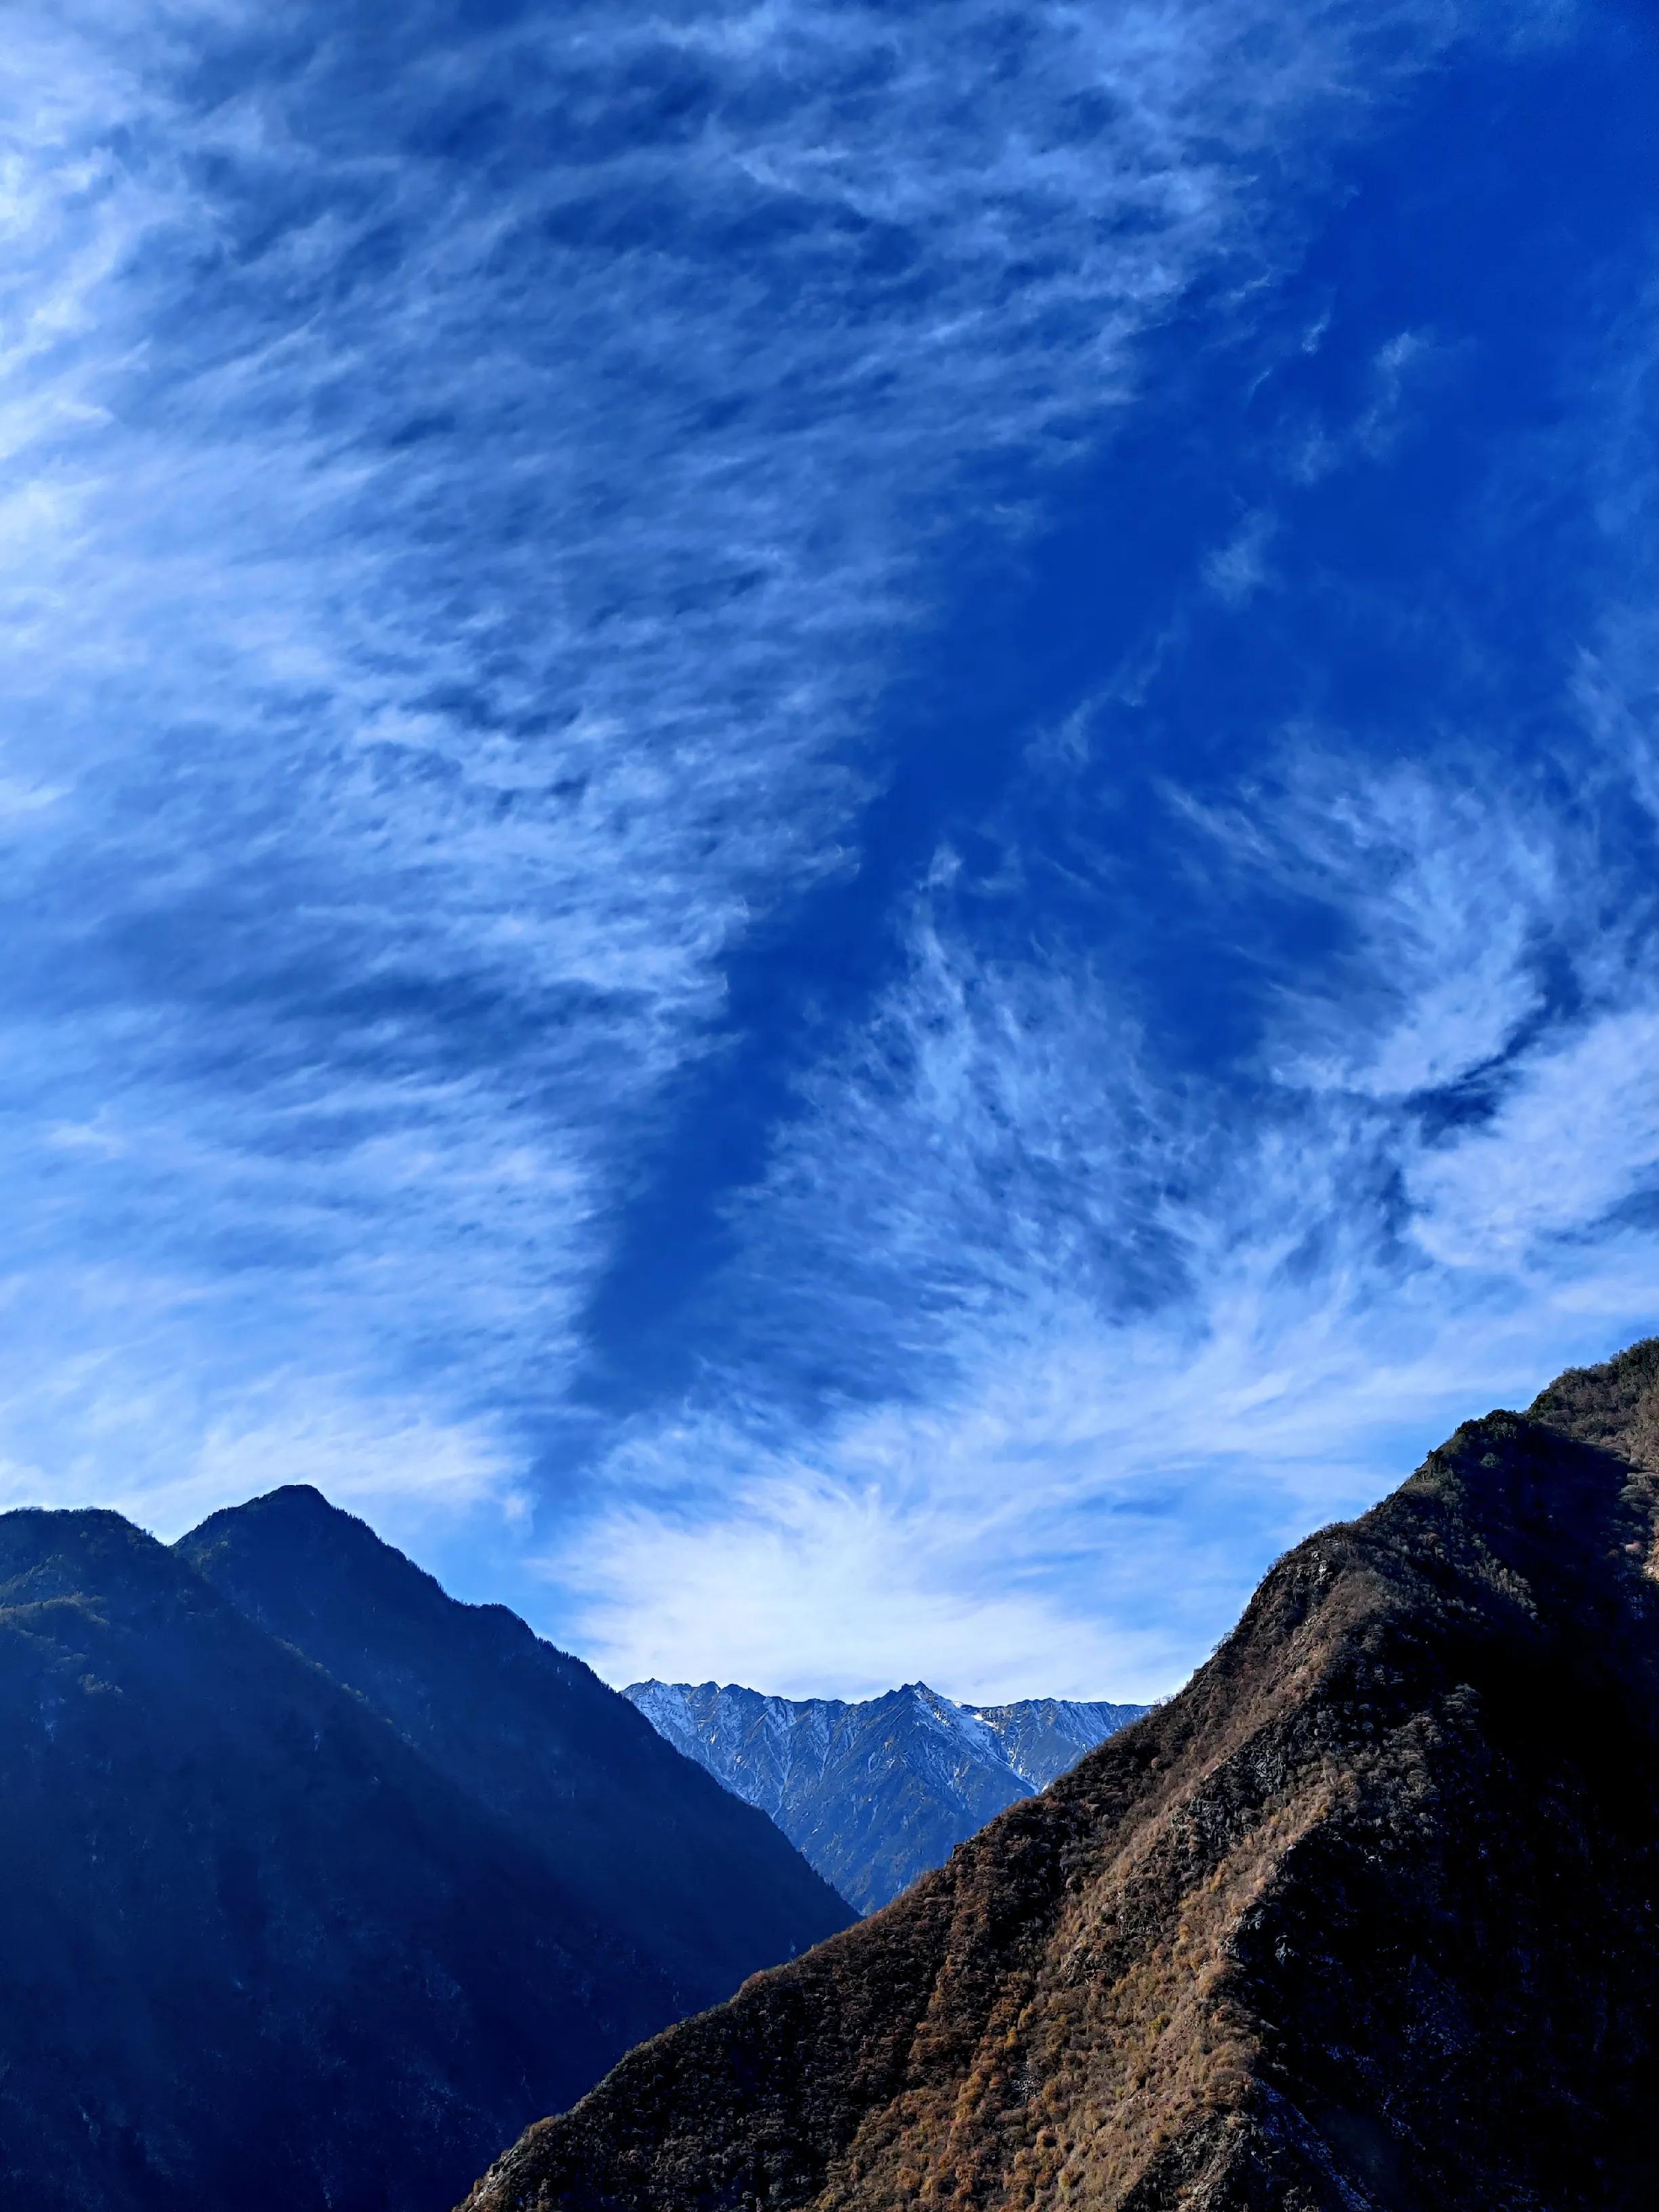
[180,1486,849,2005]
[625,1679,1146,1911]
[463,1339,1659,2212]
[0,1497,847,2212]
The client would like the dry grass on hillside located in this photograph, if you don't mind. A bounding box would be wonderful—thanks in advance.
[463,1342,1659,2212]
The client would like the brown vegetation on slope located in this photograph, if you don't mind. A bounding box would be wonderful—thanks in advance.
[459,1339,1659,2211]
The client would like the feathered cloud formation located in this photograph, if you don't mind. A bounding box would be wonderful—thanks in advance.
[566,718,1659,1696]
[3,0,1654,1696]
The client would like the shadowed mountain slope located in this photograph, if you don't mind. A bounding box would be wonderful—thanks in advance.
[461,1339,1659,2212]
[0,1509,675,2212]
[625,1679,1146,1911]
[179,1487,849,2006]
[0,1495,848,2212]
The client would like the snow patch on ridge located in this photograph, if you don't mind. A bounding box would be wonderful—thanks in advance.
[625,1676,1148,1909]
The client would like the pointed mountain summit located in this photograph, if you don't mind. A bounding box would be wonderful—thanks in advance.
[0,1507,671,2212]
[180,1486,849,2005]
[0,1491,847,2212]
[626,1678,1146,1911]
[461,1340,1659,2212]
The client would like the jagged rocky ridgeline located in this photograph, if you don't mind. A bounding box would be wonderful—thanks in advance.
[461,1340,1659,2212]
[0,1489,849,2212]
[625,1679,1148,1911]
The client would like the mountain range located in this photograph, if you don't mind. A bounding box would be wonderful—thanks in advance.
[626,1679,1147,1912]
[0,1487,848,2212]
[464,1338,1659,2212]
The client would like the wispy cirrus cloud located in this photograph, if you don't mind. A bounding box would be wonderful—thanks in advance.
[14,0,1658,1721]
[0,0,1494,1558]
[559,685,1659,1698]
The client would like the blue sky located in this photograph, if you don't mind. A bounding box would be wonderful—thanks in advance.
[4,0,1659,1699]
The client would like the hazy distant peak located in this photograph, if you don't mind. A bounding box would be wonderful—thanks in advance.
[0,1506,213,1621]
[625,1676,1147,1913]
[186,1482,392,1551]
[179,1484,490,1644]
[0,1503,169,1564]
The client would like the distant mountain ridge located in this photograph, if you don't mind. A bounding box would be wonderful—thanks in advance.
[0,1489,848,2212]
[626,1677,1147,1911]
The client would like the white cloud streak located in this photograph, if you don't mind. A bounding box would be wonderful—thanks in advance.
[3,0,1635,1730]
[0,0,1491,1533]
[561,716,1659,1700]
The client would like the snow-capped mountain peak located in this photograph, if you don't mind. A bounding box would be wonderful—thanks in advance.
[625,1677,1148,1913]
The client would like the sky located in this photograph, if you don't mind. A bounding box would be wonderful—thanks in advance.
[3,0,1659,1701]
